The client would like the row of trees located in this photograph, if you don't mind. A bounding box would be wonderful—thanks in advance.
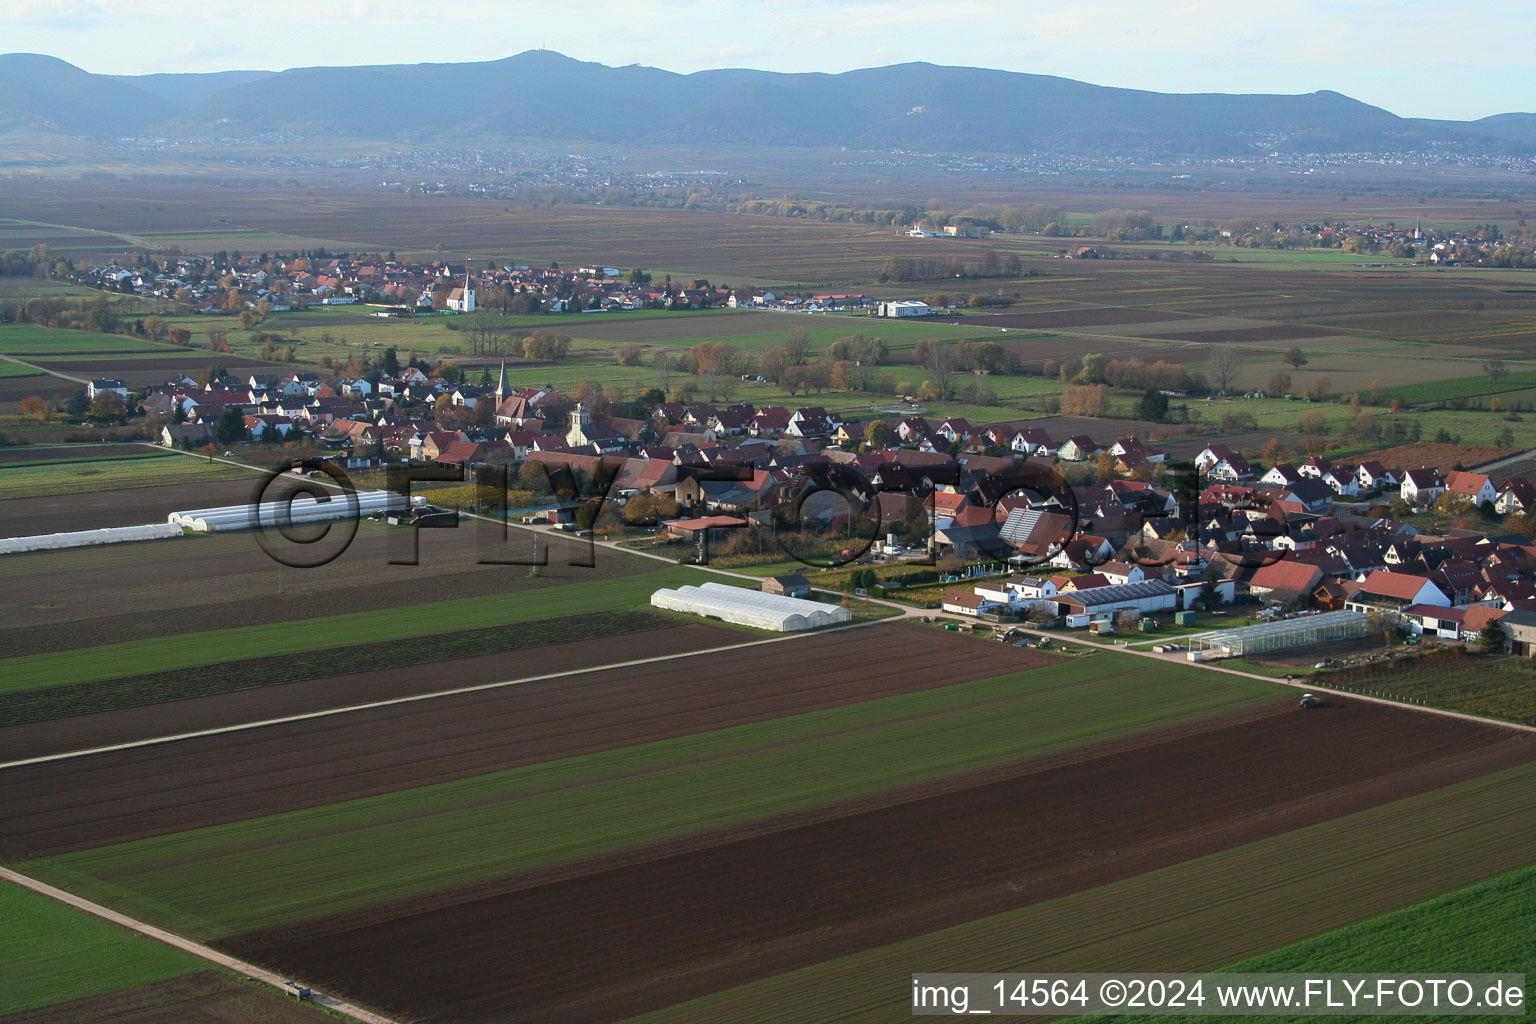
[879,252,1024,283]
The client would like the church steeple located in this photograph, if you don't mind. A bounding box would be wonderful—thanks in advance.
[495,359,510,399]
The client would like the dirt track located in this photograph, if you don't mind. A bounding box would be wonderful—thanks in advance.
[0,625,1039,859]
[228,700,1536,1024]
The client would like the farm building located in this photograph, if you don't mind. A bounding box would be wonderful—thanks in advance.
[1188,609,1378,659]
[651,582,851,632]
[1054,579,1177,622]
[941,589,990,616]
[762,573,811,598]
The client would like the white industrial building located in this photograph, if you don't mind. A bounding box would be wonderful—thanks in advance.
[651,581,851,632]
[877,299,932,318]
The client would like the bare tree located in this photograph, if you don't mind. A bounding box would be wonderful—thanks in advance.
[654,351,675,395]
[919,342,960,399]
[1208,344,1242,393]
[781,327,813,367]
[1484,358,1510,385]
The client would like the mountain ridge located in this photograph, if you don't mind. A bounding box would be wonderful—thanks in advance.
[1,49,1528,156]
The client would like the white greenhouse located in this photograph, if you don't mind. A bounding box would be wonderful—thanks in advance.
[1188,609,1377,659]
[0,522,183,555]
[651,581,852,632]
[168,490,419,532]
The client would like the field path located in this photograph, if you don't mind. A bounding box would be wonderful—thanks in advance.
[0,866,399,1024]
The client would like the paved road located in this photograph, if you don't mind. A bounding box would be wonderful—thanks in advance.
[0,866,398,1024]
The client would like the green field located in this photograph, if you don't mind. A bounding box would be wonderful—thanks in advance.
[0,360,45,378]
[21,656,1282,938]
[1113,862,1536,1024]
[0,609,683,728]
[0,879,202,1016]
[0,562,731,692]
[626,762,1536,1024]
[0,324,173,354]
[1387,368,1536,406]
[0,450,259,499]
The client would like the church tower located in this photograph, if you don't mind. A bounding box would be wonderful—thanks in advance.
[566,401,590,446]
[495,359,510,400]
[462,268,476,313]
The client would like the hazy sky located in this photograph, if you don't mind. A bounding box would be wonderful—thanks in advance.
[6,0,1533,120]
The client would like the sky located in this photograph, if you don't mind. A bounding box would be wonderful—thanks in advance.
[5,0,1534,121]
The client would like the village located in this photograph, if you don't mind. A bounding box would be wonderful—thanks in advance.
[106,348,1536,667]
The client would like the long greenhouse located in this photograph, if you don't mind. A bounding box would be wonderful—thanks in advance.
[651,581,852,632]
[1188,609,1379,659]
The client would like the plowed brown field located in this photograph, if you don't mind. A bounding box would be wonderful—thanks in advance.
[0,624,1040,859]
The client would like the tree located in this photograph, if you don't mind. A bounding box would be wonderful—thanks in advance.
[1433,491,1476,519]
[1075,352,1107,384]
[1208,344,1242,392]
[1478,620,1508,653]
[781,328,813,367]
[1365,608,1397,648]
[19,395,51,421]
[1282,347,1309,369]
[1266,371,1292,397]
[65,388,90,419]
[1483,359,1510,386]
[215,406,247,444]
[1305,374,1332,402]
[654,350,675,393]
[381,347,400,377]
[615,343,644,366]
[917,342,959,399]
[1137,388,1169,422]
[87,391,127,423]
[863,420,895,449]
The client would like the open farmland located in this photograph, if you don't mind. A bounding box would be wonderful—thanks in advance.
[634,759,1536,1024]
[0,879,203,1017]
[0,449,261,501]
[0,971,335,1024]
[1119,861,1536,1024]
[209,700,1531,1024]
[7,640,1534,1023]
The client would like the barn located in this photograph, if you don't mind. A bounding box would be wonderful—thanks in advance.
[651,581,852,632]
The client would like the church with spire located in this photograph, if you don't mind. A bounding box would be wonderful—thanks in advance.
[446,265,476,312]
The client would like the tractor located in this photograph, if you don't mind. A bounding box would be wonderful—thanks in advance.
[1298,693,1325,709]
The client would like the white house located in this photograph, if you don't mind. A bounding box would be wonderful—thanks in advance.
[1400,469,1445,505]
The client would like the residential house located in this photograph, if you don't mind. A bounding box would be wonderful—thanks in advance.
[1400,468,1445,505]
[1444,470,1498,508]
